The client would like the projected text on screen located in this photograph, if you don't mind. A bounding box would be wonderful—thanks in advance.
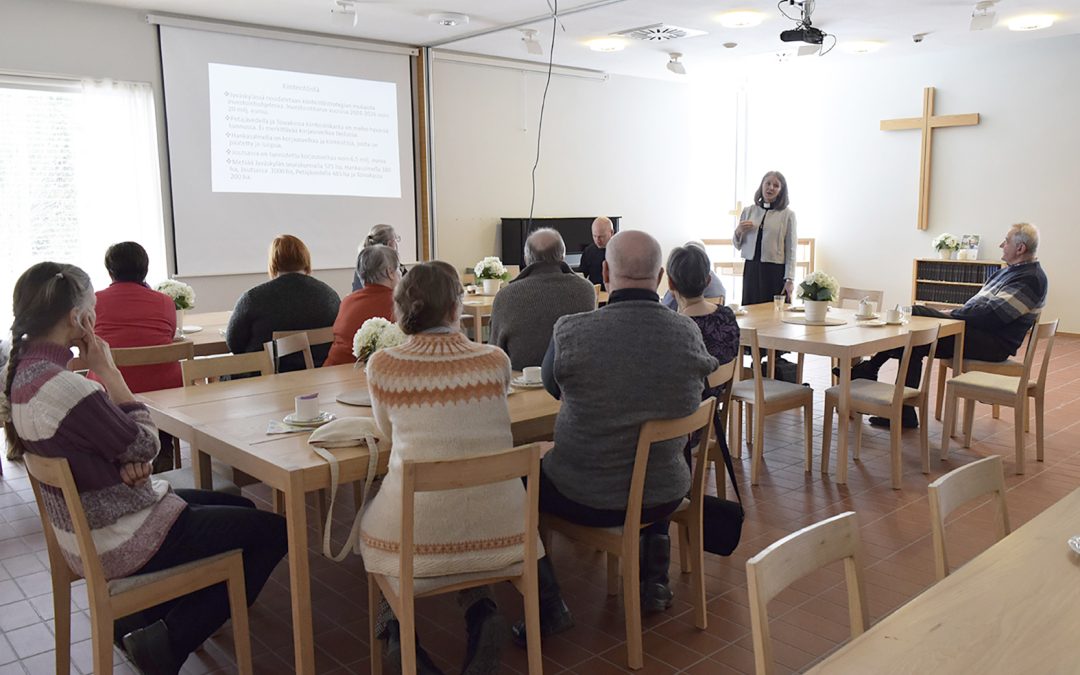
[208,63,401,197]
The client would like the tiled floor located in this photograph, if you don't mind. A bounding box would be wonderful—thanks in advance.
[2,336,1079,674]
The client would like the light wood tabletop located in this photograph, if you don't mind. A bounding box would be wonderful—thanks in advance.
[735,302,965,483]
[180,310,232,356]
[138,364,560,675]
[806,487,1080,674]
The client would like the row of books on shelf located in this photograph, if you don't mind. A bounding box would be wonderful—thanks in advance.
[916,260,1000,284]
[916,282,979,305]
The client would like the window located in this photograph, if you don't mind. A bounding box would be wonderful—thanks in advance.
[0,77,166,330]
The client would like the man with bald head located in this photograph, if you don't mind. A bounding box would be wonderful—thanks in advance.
[576,216,615,288]
[511,230,718,645]
[489,228,596,370]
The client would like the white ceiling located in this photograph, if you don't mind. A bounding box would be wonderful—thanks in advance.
[74,0,1080,78]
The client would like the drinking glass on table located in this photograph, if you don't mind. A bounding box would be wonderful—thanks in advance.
[901,305,913,322]
[773,294,786,312]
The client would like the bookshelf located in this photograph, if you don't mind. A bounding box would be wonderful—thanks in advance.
[911,258,1003,308]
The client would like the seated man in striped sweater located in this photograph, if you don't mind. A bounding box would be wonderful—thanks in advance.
[850,222,1048,429]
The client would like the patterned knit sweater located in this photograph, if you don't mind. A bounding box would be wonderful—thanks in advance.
[10,342,185,579]
[360,332,538,577]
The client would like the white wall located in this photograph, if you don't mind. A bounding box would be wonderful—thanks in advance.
[430,57,738,275]
[732,35,1080,330]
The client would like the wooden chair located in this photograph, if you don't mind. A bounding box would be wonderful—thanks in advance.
[927,455,1010,580]
[264,332,314,373]
[822,326,939,489]
[271,326,334,347]
[703,359,737,498]
[746,512,868,675]
[180,351,274,386]
[113,342,195,467]
[730,328,814,485]
[831,287,885,384]
[540,398,716,669]
[23,453,253,675]
[368,444,543,675]
[704,295,725,306]
[941,320,1059,474]
[933,318,1039,423]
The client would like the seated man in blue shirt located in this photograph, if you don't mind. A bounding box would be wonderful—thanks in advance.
[851,223,1048,429]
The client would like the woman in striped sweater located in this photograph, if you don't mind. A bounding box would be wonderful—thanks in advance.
[1,262,287,675]
[361,261,533,675]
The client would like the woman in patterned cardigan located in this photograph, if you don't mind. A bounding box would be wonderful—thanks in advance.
[1,262,287,675]
[361,261,532,675]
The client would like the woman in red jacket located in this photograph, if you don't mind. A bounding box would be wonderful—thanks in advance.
[324,245,399,366]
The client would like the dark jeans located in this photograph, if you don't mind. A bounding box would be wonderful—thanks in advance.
[536,467,681,534]
[113,489,288,665]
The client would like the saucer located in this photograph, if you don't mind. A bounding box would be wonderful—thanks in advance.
[181,325,203,334]
[885,319,907,325]
[864,320,887,327]
[1069,535,1080,555]
[733,309,748,316]
[283,411,335,427]
[854,313,879,321]
[336,389,372,406]
[511,376,544,389]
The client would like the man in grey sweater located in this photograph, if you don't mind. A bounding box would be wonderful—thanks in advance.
[512,230,718,646]
[489,228,596,370]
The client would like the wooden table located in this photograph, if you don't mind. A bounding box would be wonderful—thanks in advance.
[806,487,1080,673]
[735,303,965,483]
[462,290,609,342]
[181,310,232,356]
[138,365,560,675]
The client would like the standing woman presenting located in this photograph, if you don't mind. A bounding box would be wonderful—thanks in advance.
[733,171,797,305]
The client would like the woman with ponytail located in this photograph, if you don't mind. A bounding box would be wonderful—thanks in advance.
[360,261,531,674]
[351,223,409,291]
[2,262,287,675]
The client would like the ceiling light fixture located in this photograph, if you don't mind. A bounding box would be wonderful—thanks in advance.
[586,37,627,52]
[1007,14,1055,31]
[716,10,766,28]
[969,1,998,31]
[428,12,469,28]
[520,28,543,55]
[843,40,883,54]
[667,52,686,75]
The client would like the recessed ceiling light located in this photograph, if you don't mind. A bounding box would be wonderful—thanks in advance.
[586,37,627,52]
[428,12,469,27]
[1006,14,1055,31]
[843,40,884,54]
[716,10,766,28]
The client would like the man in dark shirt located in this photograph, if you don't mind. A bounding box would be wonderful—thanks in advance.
[576,216,614,288]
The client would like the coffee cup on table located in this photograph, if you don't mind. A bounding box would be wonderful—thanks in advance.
[522,366,542,384]
[295,393,319,421]
[885,309,903,324]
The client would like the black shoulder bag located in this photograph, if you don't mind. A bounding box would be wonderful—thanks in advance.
[702,424,744,556]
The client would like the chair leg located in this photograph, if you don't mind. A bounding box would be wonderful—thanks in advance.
[919,400,930,474]
[90,607,114,675]
[796,353,805,384]
[750,409,765,486]
[54,582,71,675]
[732,402,743,460]
[745,404,754,449]
[935,362,947,421]
[803,402,813,473]
[368,577,383,675]
[992,403,1001,419]
[821,398,834,475]
[689,515,707,629]
[678,521,692,574]
[606,553,620,596]
[273,490,286,515]
[1014,400,1026,474]
[622,541,643,670]
[522,563,543,675]
[226,560,254,675]
[890,421,903,490]
[831,357,840,386]
[172,436,183,469]
[941,387,957,460]
[1035,393,1046,462]
[963,399,975,449]
[853,414,863,461]
[400,594,418,675]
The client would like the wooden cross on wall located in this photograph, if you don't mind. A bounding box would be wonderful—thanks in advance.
[881,87,980,230]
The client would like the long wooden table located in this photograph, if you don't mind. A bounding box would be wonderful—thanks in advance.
[735,303,965,483]
[181,310,232,356]
[807,487,1080,673]
[138,364,560,675]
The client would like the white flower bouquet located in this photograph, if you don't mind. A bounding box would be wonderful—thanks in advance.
[352,317,407,365]
[155,280,196,310]
[798,271,839,302]
[474,256,510,281]
[932,233,961,252]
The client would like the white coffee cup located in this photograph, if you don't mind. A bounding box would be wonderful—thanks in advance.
[295,393,319,421]
[885,309,903,324]
[727,302,742,313]
[522,366,542,384]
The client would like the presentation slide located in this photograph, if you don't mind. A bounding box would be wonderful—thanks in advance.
[208,64,400,197]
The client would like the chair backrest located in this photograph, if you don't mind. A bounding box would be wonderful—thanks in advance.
[111,341,195,368]
[624,397,717,535]
[927,455,1010,580]
[746,512,868,675]
[739,327,768,401]
[398,443,542,597]
[23,454,106,596]
[836,287,884,312]
[593,284,602,303]
[704,296,726,306]
[1024,319,1059,394]
[890,325,940,408]
[708,359,737,436]
[271,326,334,348]
[264,332,314,373]
[181,351,274,386]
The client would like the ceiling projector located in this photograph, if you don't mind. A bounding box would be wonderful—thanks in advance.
[780,26,825,44]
